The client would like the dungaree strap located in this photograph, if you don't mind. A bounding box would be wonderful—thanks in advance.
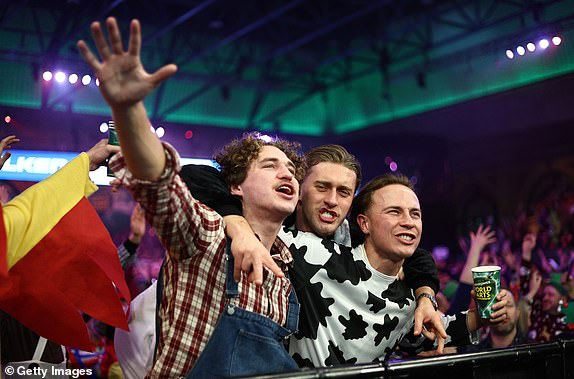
[225,239,239,298]
[285,281,299,333]
[32,337,48,361]
[153,260,165,362]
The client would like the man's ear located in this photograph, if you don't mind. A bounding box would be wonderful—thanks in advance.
[356,214,369,234]
[230,184,242,197]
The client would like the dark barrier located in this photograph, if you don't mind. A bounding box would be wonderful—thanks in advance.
[386,342,563,379]
[559,333,574,379]
[242,335,574,379]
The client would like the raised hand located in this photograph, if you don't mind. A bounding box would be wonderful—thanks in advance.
[528,269,543,299]
[522,233,536,261]
[129,203,146,245]
[77,17,177,111]
[85,139,121,171]
[0,135,20,169]
[469,224,497,256]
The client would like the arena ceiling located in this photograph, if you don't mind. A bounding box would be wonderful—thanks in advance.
[1,0,574,137]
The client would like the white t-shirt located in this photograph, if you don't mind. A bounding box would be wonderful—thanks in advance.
[114,281,157,379]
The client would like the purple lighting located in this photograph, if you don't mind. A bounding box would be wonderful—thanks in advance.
[526,43,536,52]
[42,71,52,81]
[389,161,398,172]
[539,39,550,49]
[54,71,66,83]
[505,49,514,59]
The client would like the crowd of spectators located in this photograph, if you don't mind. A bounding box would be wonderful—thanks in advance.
[434,185,574,346]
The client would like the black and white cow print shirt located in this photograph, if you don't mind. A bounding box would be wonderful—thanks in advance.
[282,226,416,366]
[281,227,467,367]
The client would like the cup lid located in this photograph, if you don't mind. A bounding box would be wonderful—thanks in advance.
[471,265,501,272]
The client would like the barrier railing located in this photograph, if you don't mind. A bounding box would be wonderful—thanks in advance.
[242,334,574,379]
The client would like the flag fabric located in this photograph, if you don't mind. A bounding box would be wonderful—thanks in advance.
[0,152,130,350]
[0,205,7,277]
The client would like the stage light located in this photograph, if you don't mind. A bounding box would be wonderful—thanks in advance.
[156,127,165,138]
[552,36,562,46]
[82,75,92,85]
[54,71,66,83]
[505,49,514,59]
[516,46,525,56]
[68,73,78,84]
[539,39,549,49]
[42,71,53,81]
[527,43,536,52]
[185,130,194,139]
[389,161,398,172]
[95,78,100,87]
[99,122,109,133]
[4,116,11,124]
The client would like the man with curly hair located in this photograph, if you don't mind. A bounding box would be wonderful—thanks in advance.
[78,17,305,378]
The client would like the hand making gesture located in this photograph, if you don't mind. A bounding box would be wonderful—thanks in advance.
[77,17,177,110]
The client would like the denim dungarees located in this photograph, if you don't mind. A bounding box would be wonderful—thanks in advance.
[186,243,299,378]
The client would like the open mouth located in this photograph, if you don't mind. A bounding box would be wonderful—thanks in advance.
[276,183,295,196]
[396,233,416,242]
[319,208,338,222]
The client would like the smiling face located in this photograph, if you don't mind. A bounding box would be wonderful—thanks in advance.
[296,162,357,237]
[542,284,563,314]
[231,145,299,223]
[357,184,422,265]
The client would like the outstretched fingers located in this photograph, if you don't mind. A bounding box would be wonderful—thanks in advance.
[128,19,141,57]
[77,40,102,73]
[90,21,111,61]
[106,17,125,54]
[150,64,178,87]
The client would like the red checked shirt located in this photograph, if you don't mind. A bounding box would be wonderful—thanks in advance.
[110,144,294,378]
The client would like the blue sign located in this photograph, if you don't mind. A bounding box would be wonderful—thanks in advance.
[0,150,217,185]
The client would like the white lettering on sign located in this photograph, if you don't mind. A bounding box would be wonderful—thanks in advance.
[3,156,69,174]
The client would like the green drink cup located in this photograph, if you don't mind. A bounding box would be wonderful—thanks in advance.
[107,121,119,177]
[471,265,501,319]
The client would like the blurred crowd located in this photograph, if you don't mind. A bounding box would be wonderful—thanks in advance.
[433,185,574,348]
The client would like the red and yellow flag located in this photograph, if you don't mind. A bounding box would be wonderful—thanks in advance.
[0,152,130,350]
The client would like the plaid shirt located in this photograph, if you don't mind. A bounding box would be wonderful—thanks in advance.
[110,144,294,378]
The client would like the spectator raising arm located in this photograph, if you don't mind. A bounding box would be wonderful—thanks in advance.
[77,17,176,180]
